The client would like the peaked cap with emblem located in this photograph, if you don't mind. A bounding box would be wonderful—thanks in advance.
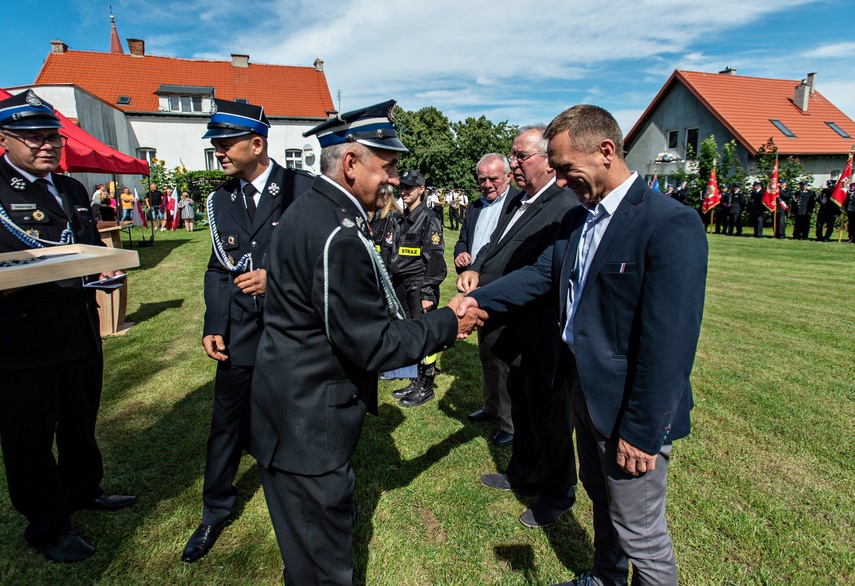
[399,169,425,187]
[0,90,63,130]
[203,98,270,139]
[303,99,407,152]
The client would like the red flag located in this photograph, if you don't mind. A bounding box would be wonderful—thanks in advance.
[701,167,720,214]
[761,158,779,212]
[132,188,148,228]
[830,151,853,208]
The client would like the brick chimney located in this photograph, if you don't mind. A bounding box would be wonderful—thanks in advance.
[806,72,816,94]
[794,80,809,112]
[127,39,145,57]
[718,66,736,75]
[231,54,249,68]
[314,58,324,72]
[50,39,68,54]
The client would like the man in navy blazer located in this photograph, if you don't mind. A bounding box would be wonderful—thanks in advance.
[458,105,708,586]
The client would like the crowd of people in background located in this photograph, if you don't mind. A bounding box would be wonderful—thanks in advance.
[86,181,200,232]
[663,177,854,243]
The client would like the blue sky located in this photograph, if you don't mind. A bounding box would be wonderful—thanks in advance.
[3,0,855,133]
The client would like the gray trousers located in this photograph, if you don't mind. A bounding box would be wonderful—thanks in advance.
[570,359,677,586]
[477,329,513,434]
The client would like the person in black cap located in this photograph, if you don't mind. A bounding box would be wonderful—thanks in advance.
[388,169,447,407]
[726,183,745,236]
[181,97,314,563]
[792,180,816,240]
[748,180,766,237]
[0,90,136,563]
[248,99,486,585]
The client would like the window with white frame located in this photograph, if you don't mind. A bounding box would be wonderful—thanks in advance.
[137,148,156,165]
[284,149,303,170]
[685,128,699,160]
[205,148,221,171]
[667,130,678,150]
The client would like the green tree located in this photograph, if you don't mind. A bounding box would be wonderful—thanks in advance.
[450,116,516,189]
[393,106,455,187]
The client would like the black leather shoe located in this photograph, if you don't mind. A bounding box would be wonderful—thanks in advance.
[399,387,434,408]
[551,574,595,585]
[35,532,96,563]
[86,494,137,511]
[479,473,513,491]
[467,409,498,423]
[519,499,576,528]
[181,518,232,563]
[492,430,514,447]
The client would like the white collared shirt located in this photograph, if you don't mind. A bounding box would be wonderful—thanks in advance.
[240,163,273,209]
[500,176,555,241]
[470,186,509,264]
[562,171,637,352]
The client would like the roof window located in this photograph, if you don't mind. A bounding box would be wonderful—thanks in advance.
[770,119,795,138]
[117,96,131,105]
[826,122,851,138]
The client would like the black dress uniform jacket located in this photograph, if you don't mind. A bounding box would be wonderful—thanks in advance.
[0,155,102,369]
[203,162,313,366]
[250,176,458,476]
[388,202,446,304]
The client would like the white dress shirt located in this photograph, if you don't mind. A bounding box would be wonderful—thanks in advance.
[470,186,509,264]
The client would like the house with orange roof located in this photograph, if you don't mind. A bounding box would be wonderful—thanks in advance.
[624,69,855,189]
[4,23,334,188]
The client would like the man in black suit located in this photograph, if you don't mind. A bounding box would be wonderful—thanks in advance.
[0,90,136,563]
[458,125,579,527]
[792,181,816,240]
[249,100,486,585]
[458,105,707,585]
[816,180,841,241]
[182,98,314,563]
[748,180,766,237]
[726,183,745,236]
[453,154,519,445]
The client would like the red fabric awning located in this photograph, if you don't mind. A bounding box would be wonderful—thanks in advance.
[0,88,150,176]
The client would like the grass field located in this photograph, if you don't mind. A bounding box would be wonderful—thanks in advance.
[1,221,853,585]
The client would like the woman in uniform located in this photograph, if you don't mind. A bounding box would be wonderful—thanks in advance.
[389,170,447,407]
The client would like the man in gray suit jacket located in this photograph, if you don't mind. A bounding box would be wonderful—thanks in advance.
[458,125,579,527]
[458,105,707,586]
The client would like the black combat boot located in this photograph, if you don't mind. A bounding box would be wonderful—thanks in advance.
[392,377,418,398]
[399,364,435,408]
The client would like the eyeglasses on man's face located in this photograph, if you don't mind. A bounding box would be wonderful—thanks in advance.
[508,150,546,162]
[3,132,67,149]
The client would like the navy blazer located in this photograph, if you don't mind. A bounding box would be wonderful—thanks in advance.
[452,186,519,274]
[203,161,314,366]
[471,175,708,454]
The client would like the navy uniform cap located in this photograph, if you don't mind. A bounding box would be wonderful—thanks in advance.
[0,90,63,130]
[303,99,407,152]
[400,169,425,187]
[203,98,270,139]
[731,182,741,188]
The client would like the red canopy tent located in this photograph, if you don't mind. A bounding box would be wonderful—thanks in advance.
[0,87,149,175]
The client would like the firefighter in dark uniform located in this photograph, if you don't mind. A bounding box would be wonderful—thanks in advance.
[846,186,855,243]
[0,90,136,563]
[389,169,447,407]
[776,178,791,239]
[726,182,745,236]
[715,183,729,233]
[369,184,401,269]
[748,180,766,237]
[816,180,841,241]
[792,180,816,240]
[181,98,313,563]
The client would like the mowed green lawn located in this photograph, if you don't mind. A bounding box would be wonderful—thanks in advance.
[1,220,853,585]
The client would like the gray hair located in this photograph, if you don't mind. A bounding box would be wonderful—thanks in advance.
[476,152,510,175]
[516,124,548,153]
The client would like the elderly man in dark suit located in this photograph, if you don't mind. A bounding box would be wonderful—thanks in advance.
[0,90,136,563]
[249,100,486,585]
[457,105,708,586]
[453,154,520,445]
[458,125,579,527]
[182,98,314,563]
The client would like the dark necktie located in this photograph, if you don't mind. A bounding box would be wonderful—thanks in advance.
[243,183,257,222]
[36,178,71,218]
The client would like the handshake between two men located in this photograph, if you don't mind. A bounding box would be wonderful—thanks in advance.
[446,291,488,339]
